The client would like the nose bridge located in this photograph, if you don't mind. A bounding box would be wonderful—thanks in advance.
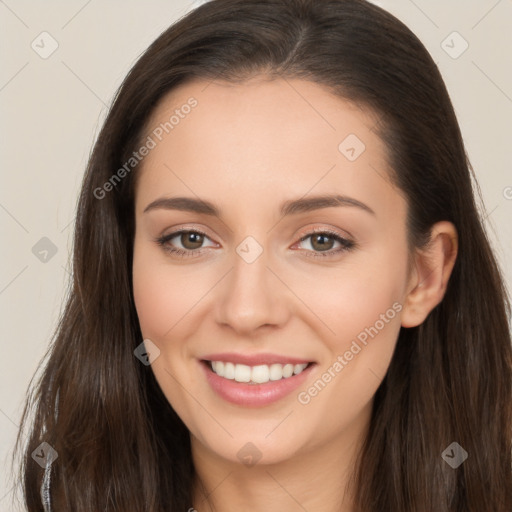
[215,235,287,333]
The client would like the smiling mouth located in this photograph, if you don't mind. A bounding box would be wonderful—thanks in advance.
[202,360,315,385]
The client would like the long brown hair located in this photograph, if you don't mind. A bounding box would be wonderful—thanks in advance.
[13,0,512,510]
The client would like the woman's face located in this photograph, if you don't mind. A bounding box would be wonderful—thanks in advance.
[132,77,414,466]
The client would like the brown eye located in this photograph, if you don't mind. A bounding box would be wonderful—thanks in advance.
[309,233,336,252]
[155,229,216,258]
[179,231,205,250]
[295,230,355,259]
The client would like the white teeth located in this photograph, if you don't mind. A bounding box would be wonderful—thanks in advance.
[282,364,294,378]
[293,364,304,375]
[251,365,270,384]
[210,361,309,384]
[269,364,283,381]
[234,364,251,382]
[224,362,235,379]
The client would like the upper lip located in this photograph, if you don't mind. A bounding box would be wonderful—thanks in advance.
[201,352,314,366]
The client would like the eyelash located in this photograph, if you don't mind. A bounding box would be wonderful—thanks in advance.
[155,228,356,260]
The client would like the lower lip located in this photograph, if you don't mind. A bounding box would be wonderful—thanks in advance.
[200,360,315,407]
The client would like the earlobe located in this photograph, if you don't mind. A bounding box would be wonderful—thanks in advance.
[401,221,458,328]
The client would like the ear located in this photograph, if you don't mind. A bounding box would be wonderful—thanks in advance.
[401,221,458,328]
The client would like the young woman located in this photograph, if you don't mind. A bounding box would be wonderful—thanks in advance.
[14,0,512,510]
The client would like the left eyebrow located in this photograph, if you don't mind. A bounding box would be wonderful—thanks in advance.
[279,194,375,217]
[143,194,376,217]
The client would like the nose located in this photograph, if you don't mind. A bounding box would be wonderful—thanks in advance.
[214,245,290,335]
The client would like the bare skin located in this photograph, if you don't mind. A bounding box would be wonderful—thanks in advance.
[132,76,458,512]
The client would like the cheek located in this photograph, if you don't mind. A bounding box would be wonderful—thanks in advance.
[132,243,200,339]
[296,249,407,414]
[289,246,407,344]
[341,255,407,374]
[132,244,199,419]
[290,245,407,408]
[132,257,170,338]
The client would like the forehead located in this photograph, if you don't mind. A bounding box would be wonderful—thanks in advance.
[135,77,404,221]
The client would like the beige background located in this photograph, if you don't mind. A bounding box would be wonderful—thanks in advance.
[1,0,511,508]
